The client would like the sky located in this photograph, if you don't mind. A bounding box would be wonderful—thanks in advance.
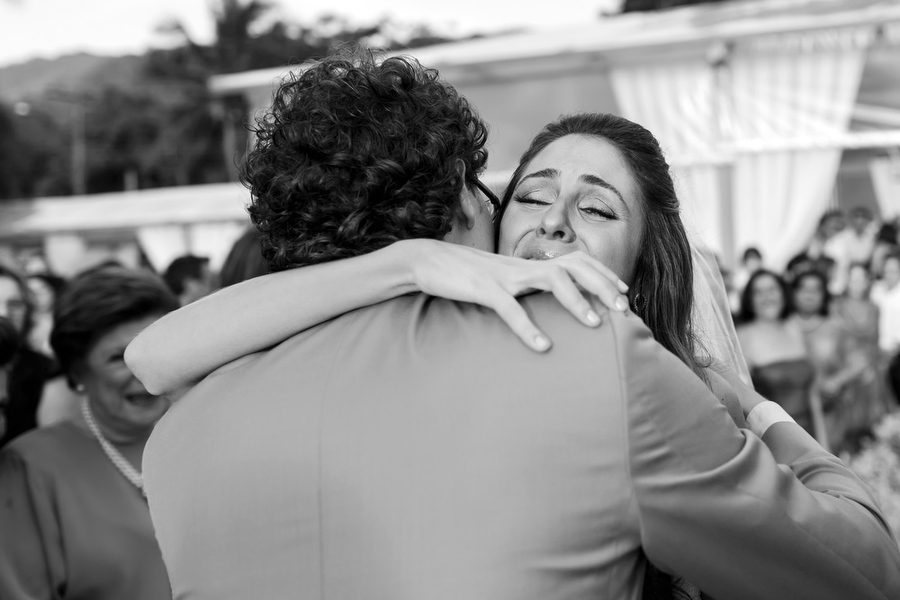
[0,0,622,68]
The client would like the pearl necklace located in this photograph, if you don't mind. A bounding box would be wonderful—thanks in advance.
[80,400,146,497]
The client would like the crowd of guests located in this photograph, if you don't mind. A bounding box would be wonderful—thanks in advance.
[728,207,900,454]
[0,230,267,599]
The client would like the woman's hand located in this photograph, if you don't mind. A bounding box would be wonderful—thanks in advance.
[403,240,631,352]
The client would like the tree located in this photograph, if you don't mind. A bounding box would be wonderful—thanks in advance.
[0,102,68,200]
[142,3,463,186]
[1,3,471,197]
[142,0,315,183]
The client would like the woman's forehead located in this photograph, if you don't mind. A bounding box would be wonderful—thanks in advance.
[523,135,640,207]
[529,135,628,173]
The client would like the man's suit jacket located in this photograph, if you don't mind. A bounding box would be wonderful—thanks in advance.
[143,293,900,600]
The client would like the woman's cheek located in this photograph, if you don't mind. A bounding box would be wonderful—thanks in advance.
[497,219,517,257]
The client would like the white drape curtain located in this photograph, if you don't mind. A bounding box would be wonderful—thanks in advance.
[730,44,867,269]
[869,156,900,221]
[609,61,727,255]
[609,28,870,269]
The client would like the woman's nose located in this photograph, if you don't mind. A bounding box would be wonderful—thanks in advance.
[536,201,575,242]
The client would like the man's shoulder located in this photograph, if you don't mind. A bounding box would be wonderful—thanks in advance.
[191,293,656,399]
[298,292,638,361]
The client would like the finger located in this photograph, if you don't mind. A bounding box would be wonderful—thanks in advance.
[489,292,553,352]
[550,261,629,314]
[544,270,604,327]
[566,251,629,293]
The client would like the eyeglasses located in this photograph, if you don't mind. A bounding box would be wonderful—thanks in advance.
[474,179,502,223]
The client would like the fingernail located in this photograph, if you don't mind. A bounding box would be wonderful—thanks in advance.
[533,334,551,351]
[586,310,601,326]
[614,296,630,312]
[618,280,629,293]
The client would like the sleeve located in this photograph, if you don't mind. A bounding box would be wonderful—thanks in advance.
[0,449,65,600]
[610,312,900,600]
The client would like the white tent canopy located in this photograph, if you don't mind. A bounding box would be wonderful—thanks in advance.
[0,183,250,274]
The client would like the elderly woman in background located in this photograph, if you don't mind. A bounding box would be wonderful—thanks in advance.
[0,263,58,448]
[0,266,177,600]
[736,270,818,437]
[790,269,869,453]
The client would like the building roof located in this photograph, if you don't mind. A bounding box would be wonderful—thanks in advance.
[209,0,900,96]
[0,182,249,240]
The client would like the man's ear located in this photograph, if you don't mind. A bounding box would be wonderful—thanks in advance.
[454,159,478,231]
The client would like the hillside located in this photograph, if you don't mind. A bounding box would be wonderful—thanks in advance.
[0,53,144,103]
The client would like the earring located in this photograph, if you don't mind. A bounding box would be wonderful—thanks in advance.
[74,383,86,394]
[632,293,647,313]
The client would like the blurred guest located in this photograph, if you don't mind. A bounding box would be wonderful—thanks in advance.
[826,206,878,296]
[737,270,816,435]
[872,250,900,402]
[844,206,879,264]
[729,246,762,315]
[834,263,880,364]
[0,263,57,448]
[733,247,763,291]
[790,270,868,452]
[818,209,847,258]
[871,248,900,306]
[25,272,80,428]
[832,263,884,444]
[163,255,214,306]
[25,272,66,358]
[801,210,845,292]
[870,221,899,279]
[218,227,268,288]
[785,250,834,286]
[0,317,20,441]
[0,266,177,600]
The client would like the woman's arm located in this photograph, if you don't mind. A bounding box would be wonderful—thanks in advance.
[126,239,630,396]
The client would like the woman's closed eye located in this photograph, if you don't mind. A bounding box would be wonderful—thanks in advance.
[579,202,618,220]
[514,192,618,221]
[513,194,552,207]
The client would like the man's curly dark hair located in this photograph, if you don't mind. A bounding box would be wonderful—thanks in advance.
[242,48,490,271]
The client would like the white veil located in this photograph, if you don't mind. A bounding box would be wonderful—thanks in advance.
[690,241,752,386]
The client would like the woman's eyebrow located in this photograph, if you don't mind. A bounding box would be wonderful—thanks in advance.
[580,174,628,214]
[520,168,558,182]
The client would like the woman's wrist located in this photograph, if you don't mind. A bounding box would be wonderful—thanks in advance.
[746,401,796,438]
[384,239,431,296]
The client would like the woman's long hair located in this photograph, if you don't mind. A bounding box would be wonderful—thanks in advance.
[499,113,705,382]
